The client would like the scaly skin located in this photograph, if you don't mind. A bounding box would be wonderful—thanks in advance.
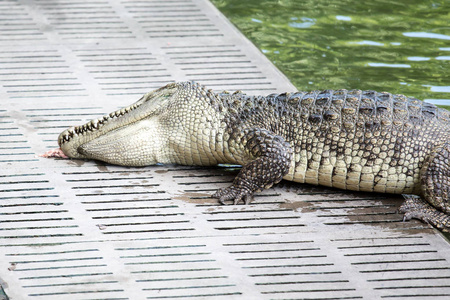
[58,82,450,231]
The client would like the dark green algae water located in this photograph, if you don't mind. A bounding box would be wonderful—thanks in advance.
[211,0,450,110]
[211,0,450,238]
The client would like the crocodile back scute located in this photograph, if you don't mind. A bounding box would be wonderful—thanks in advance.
[219,89,449,194]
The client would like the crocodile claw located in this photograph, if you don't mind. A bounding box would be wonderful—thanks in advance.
[399,195,450,232]
[212,186,254,205]
[399,195,431,223]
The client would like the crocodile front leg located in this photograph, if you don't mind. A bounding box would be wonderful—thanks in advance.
[213,128,293,205]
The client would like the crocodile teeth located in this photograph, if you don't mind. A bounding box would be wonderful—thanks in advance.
[90,119,99,129]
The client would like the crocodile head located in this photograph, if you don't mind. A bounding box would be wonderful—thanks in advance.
[59,82,185,166]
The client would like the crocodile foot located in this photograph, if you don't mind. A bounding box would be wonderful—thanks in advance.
[399,195,450,232]
[212,186,254,205]
[213,128,292,205]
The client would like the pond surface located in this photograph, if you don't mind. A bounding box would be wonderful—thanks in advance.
[211,0,449,109]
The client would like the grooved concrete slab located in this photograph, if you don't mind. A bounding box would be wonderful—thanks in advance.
[1,0,450,299]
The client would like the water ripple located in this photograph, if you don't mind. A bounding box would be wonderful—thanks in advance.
[403,32,450,40]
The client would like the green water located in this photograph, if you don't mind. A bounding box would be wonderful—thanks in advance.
[211,0,450,109]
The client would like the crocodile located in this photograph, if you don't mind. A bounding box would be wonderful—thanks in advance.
[56,81,450,231]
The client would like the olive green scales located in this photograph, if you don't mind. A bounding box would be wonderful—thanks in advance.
[57,82,450,231]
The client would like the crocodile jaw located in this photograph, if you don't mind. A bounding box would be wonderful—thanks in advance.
[76,118,166,166]
[58,82,179,166]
